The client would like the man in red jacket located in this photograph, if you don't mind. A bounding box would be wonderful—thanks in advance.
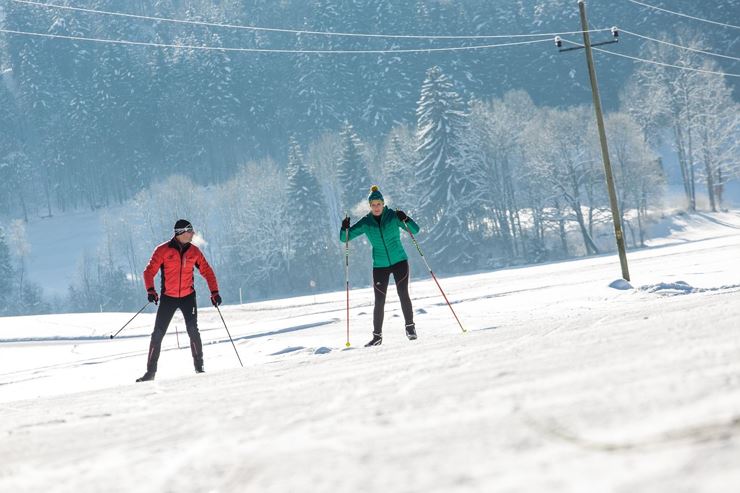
[136,219,221,382]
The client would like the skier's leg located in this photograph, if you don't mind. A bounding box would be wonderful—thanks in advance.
[142,296,178,376]
[392,260,414,327]
[365,266,391,346]
[392,260,416,339]
[372,266,391,335]
[181,293,203,372]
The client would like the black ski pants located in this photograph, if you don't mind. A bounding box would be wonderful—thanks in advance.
[372,260,414,334]
[145,292,202,373]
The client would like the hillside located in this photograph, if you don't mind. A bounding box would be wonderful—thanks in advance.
[1,1,737,198]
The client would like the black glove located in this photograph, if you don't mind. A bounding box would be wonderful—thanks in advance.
[211,291,222,307]
[341,217,350,230]
[395,210,408,222]
[147,288,159,305]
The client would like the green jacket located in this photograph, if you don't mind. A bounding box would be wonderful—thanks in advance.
[340,206,420,268]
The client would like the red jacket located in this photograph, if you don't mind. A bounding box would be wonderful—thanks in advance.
[143,238,219,298]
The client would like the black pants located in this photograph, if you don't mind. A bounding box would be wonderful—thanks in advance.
[145,293,202,373]
[373,260,414,334]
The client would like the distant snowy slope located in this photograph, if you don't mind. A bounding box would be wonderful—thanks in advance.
[20,209,110,297]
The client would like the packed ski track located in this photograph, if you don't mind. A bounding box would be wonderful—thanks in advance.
[2,212,740,492]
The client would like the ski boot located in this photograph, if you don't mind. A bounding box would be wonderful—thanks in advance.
[365,333,383,347]
[136,371,155,382]
[405,323,417,340]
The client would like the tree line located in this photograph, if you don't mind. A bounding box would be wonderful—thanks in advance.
[3,61,718,315]
[2,1,736,219]
[0,2,738,315]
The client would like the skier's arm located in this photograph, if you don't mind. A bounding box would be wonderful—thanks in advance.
[339,219,365,242]
[195,250,219,294]
[395,212,420,235]
[404,217,420,235]
[142,246,164,291]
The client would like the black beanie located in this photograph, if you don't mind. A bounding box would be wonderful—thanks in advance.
[174,219,193,234]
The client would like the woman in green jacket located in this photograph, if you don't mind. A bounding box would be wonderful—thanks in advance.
[340,185,420,347]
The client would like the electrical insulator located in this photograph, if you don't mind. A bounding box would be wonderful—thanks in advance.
[611,26,619,38]
[554,36,562,48]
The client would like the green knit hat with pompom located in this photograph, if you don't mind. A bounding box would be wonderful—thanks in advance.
[368,185,384,203]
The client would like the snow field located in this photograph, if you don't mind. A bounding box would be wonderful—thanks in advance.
[1,212,740,492]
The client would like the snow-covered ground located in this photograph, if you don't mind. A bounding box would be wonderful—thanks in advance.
[2,212,740,493]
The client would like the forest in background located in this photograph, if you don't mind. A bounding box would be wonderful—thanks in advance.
[0,1,737,315]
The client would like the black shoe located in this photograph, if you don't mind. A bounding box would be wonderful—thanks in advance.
[195,367,205,374]
[365,333,383,347]
[136,371,155,382]
[405,323,417,340]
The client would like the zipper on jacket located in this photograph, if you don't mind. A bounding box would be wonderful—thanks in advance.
[177,244,185,297]
[378,211,392,265]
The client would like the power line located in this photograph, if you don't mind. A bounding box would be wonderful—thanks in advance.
[626,0,740,30]
[594,47,740,77]
[0,27,553,54]
[562,39,740,77]
[620,28,740,61]
[10,0,612,40]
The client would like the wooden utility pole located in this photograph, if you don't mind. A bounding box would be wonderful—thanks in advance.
[575,0,631,281]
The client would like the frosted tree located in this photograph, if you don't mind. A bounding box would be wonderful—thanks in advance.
[285,137,335,291]
[463,91,537,261]
[336,122,372,209]
[190,31,240,182]
[216,159,291,299]
[0,151,33,222]
[380,125,418,211]
[292,0,349,130]
[414,66,474,271]
[0,227,14,315]
[523,107,603,256]
[626,31,714,211]
[605,113,663,247]
[0,80,21,215]
[619,71,670,151]
[7,219,29,300]
[306,132,346,230]
[132,174,209,241]
[100,211,143,294]
[691,65,739,211]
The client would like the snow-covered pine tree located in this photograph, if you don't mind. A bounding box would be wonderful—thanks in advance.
[0,227,14,315]
[285,137,334,291]
[381,126,417,210]
[414,66,474,272]
[0,151,33,223]
[336,122,372,209]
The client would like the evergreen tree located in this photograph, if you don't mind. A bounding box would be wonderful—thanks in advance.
[336,122,372,209]
[0,228,14,315]
[0,150,33,222]
[285,138,335,291]
[381,126,417,208]
[414,66,474,271]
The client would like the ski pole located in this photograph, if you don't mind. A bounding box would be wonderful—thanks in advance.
[344,212,351,347]
[175,324,181,349]
[402,222,467,333]
[109,302,151,339]
[215,305,244,368]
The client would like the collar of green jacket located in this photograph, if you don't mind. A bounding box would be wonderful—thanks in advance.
[370,206,390,224]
